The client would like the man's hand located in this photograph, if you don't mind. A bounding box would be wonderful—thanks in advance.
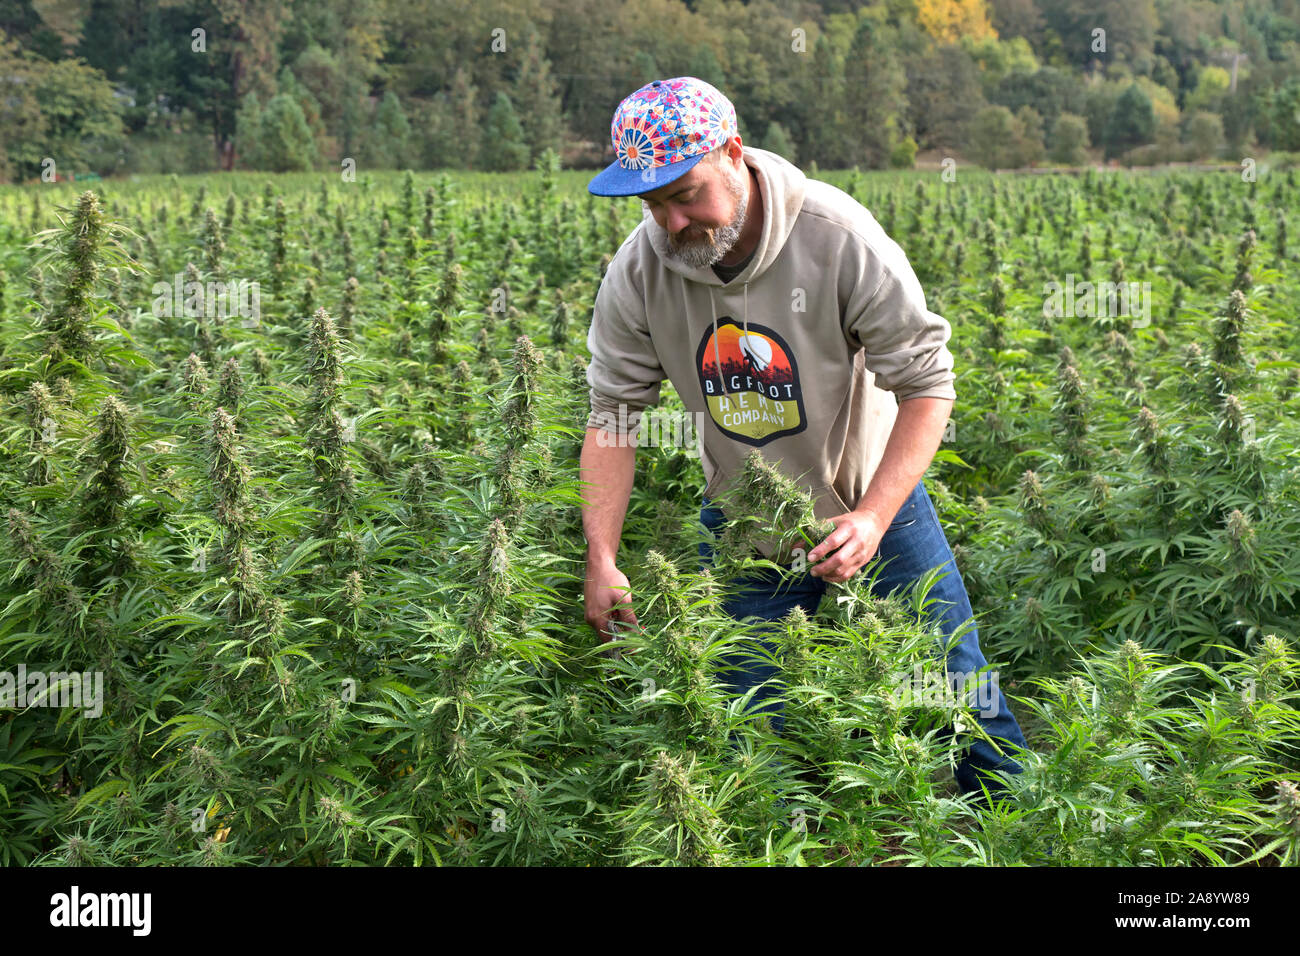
[816,396,951,583]
[807,510,887,583]
[584,560,640,655]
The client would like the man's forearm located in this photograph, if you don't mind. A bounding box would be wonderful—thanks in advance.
[580,427,637,567]
[853,396,953,525]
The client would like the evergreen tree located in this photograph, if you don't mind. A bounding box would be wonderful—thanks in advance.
[843,18,908,168]
[969,104,1043,170]
[340,74,367,164]
[904,42,986,152]
[260,92,319,172]
[1014,105,1046,166]
[628,51,659,88]
[970,105,1018,169]
[804,34,852,168]
[293,44,344,133]
[482,92,530,172]
[372,91,412,169]
[429,67,480,169]
[763,121,796,161]
[235,92,265,171]
[1260,78,1300,151]
[1104,83,1156,161]
[686,45,726,90]
[512,27,565,160]
[1183,110,1223,160]
[1048,111,1090,165]
[278,65,328,153]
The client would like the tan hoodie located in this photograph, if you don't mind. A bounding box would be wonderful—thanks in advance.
[585,145,956,561]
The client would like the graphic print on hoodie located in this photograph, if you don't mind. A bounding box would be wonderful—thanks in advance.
[696,319,807,446]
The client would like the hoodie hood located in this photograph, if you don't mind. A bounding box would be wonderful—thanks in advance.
[641,146,807,411]
[641,146,806,287]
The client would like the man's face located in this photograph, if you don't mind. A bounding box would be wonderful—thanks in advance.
[640,151,747,269]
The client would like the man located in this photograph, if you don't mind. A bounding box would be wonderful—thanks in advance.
[580,77,1028,802]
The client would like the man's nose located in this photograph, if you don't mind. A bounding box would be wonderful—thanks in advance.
[666,208,691,234]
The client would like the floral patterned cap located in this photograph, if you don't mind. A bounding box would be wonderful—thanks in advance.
[587,77,738,197]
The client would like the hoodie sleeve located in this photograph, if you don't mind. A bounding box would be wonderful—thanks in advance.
[585,252,665,435]
[840,228,957,403]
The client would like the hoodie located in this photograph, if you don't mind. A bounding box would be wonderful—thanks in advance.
[585,145,956,562]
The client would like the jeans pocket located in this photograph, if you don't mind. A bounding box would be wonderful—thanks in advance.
[887,512,917,531]
[885,485,921,531]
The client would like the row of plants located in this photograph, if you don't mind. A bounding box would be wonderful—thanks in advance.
[0,163,1294,864]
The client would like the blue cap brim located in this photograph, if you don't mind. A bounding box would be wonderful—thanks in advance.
[587,152,704,197]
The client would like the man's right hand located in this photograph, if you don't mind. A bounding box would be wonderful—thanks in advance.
[584,560,639,651]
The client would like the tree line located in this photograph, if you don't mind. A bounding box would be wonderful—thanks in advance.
[2,0,1299,180]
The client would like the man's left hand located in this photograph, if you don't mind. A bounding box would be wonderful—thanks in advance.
[807,510,887,583]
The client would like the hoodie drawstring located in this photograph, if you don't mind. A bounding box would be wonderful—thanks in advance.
[742,281,749,342]
[709,287,724,400]
[709,281,750,406]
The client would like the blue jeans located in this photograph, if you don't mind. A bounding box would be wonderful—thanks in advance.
[697,478,1028,800]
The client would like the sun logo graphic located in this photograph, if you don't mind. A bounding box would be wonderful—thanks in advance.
[739,333,771,371]
[696,319,806,446]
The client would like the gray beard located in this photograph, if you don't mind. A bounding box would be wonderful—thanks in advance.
[661,166,748,269]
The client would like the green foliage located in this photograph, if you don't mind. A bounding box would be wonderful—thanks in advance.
[0,36,126,181]
[1048,112,1090,165]
[843,17,908,169]
[0,162,1296,868]
[969,105,1043,170]
[1183,111,1224,161]
[1258,79,1300,152]
[1104,84,1157,162]
[259,94,321,173]
[6,1,1300,177]
[371,92,413,171]
[238,92,320,173]
[481,93,531,173]
[510,25,565,161]
[889,135,919,169]
[763,122,797,163]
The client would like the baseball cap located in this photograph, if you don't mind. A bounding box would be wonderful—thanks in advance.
[587,77,738,197]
